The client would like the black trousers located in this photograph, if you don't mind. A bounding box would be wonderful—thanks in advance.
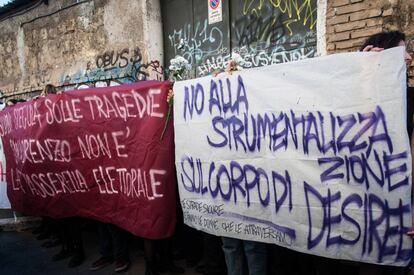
[61,217,83,255]
[98,222,129,261]
[203,232,226,275]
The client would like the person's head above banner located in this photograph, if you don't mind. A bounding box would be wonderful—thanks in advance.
[360,31,412,68]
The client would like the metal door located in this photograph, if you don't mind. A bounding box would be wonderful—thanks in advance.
[162,0,317,78]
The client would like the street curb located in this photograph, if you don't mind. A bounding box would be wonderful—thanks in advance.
[0,217,41,232]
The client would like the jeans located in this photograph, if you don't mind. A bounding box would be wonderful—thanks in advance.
[222,237,267,275]
[98,222,129,261]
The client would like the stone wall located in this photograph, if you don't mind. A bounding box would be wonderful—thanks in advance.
[0,0,164,99]
[326,0,414,84]
[2,0,414,95]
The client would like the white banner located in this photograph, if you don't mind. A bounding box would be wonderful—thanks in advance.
[174,47,412,266]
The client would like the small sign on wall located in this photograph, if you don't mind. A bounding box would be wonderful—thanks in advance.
[208,0,222,24]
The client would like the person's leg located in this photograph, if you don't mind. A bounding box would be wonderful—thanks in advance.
[67,218,84,268]
[90,222,114,271]
[158,238,184,273]
[312,255,336,275]
[243,240,267,275]
[32,217,46,235]
[184,226,203,267]
[108,224,130,272]
[144,239,158,275]
[41,218,61,248]
[36,217,52,240]
[52,219,73,261]
[99,223,113,259]
[72,218,84,256]
[359,263,383,275]
[203,233,227,275]
[222,237,244,275]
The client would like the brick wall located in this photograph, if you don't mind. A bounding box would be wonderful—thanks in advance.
[326,0,414,84]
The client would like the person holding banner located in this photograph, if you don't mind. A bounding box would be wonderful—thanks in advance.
[218,60,268,275]
[358,31,413,275]
[90,222,130,272]
[222,237,267,275]
[360,31,413,138]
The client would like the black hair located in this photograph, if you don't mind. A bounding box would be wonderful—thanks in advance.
[43,84,56,95]
[5,98,25,106]
[360,31,406,51]
[6,99,18,105]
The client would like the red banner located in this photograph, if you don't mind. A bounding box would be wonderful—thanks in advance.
[0,81,176,239]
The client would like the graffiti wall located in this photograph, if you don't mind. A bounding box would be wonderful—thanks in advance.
[60,46,165,91]
[0,0,164,97]
[162,0,317,77]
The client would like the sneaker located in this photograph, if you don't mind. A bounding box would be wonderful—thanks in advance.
[90,257,113,271]
[114,259,130,272]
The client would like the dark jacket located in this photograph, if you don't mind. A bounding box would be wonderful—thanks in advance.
[407,86,414,138]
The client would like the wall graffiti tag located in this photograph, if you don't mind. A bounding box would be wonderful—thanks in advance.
[163,0,317,77]
[242,0,316,29]
[59,46,164,89]
[168,19,226,66]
